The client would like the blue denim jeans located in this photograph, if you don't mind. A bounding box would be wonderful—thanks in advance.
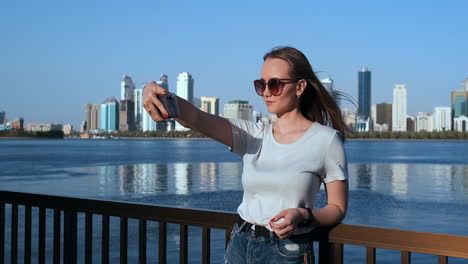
[224,222,315,264]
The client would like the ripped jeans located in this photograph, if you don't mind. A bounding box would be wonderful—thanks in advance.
[224,221,315,264]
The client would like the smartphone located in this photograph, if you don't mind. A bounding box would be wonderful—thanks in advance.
[157,92,180,118]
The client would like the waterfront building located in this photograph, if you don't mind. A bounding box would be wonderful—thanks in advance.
[416,112,434,132]
[392,84,407,131]
[100,97,119,132]
[454,116,468,132]
[406,116,415,132]
[119,100,136,131]
[134,84,145,131]
[80,121,86,133]
[223,100,253,121]
[62,124,73,135]
[341,108,356,130]
[374,103,392,131]
[27,123,63,132]
[10,118,24,130]
[200,97,219,115]
[357,67,371,131]
[0,110,5,124]
[433,107,451,132]
[451,87,468,130]
[464,78,468,92]
[85,104,92,132]
[320,77,339,105]
[121,75,135,101]
[176,72,194,131]
[90,104,100,131]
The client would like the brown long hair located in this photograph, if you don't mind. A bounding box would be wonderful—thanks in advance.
[263,46,349,140]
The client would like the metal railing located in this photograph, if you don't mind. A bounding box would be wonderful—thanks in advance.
[1,190,468,264]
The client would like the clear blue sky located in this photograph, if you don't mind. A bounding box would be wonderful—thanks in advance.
[1,0,467,128]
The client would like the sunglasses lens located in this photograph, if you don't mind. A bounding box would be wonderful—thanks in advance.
[268,79,280,95]
[254,80,265,96]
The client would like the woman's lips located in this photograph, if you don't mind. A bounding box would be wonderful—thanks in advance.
[265,100,274,105]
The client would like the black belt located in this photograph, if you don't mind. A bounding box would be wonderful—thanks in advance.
[236,218,311,239]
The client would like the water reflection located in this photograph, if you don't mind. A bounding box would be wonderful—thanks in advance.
[350,163,468,202]
[90,162,243,196]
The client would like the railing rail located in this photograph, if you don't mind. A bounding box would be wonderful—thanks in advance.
[1,190,468,263]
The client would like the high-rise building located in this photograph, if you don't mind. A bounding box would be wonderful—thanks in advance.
[100,97,119,132]
[433,107,451,132]
[454,116,468,131]
[119,100,136,131]
[406,116,415,132]
[392,84,407,131]
[452,80,468,132]
[121,75,135,101]
[416,112,433,132]
[320,77,339,105]
[134,84,145,131]
[0,110,6,124]
[341,108,356,130]
[85,104,92,132]
[223,100,253,121]
[176,72,194,130]
[157,74,169,91]
[90,104,100,131]
[177,72,194,103]
[376,103,392,131]
[357,67,371,131]
[200,97,219,115]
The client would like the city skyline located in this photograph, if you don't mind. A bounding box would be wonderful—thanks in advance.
[1,1,467,128]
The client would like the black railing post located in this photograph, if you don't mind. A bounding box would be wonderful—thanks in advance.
[159,222,167,264]
[11,204,18,264]
[38,207,46,264]
[0,203,4,264]
[24,205,32,264]
[53,210,61,264]
[63,210,77,264]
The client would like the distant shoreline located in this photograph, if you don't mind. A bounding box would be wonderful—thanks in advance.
[1,136,467,141]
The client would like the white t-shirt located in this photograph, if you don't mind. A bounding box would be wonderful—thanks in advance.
[229,119,348,233]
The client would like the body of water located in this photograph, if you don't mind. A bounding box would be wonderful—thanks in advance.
[1,138,468,263]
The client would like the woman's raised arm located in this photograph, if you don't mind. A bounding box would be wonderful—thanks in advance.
[143,81,233,147]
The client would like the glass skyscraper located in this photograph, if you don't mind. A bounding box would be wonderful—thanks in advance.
[392,84,407,132]
[357,67,371,131]
[358,68,371,118]
[99,97,119,132]
[121,75,135,101]
[176,72,194,131]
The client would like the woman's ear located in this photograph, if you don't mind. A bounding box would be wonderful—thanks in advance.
[296,79,307,97]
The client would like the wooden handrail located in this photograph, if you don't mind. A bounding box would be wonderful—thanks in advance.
[329,224,468,259]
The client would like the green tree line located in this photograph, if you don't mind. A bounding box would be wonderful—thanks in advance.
[0,129,64,138]
[346,130,468,140]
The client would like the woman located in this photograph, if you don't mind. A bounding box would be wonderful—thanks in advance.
[143,46,348,264]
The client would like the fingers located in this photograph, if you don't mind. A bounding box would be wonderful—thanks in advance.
[270,222,296,239]
[143,81,169,122]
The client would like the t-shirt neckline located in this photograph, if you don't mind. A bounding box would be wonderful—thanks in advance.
[269,122,318,147]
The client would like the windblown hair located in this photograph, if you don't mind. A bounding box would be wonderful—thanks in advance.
[263,46,350,140]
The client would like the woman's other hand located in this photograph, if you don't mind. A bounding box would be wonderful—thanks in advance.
[143,81,169,122]
[269,208,308,239]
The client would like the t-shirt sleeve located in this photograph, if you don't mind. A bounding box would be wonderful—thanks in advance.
[228,118,263,156]
[321,132,348,183]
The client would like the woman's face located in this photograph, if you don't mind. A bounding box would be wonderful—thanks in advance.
[260,58,301,114]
